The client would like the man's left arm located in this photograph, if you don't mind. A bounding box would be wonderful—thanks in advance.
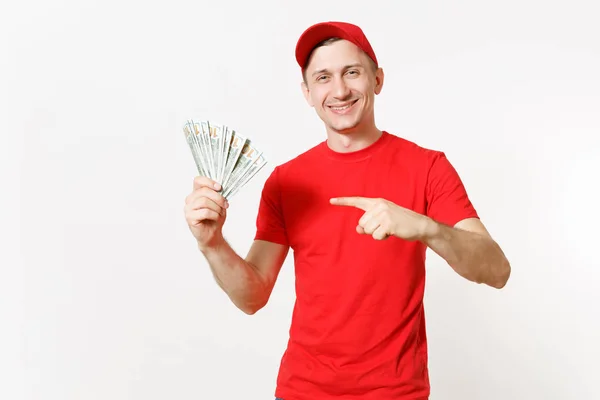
[421,216,511,289]
[330,151,511,290]
[419,151,511,289]
[330,195,511,289]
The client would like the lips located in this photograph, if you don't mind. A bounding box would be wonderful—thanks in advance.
[327,99,358,114]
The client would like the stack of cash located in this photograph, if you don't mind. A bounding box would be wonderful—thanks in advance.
[183,120,267,199]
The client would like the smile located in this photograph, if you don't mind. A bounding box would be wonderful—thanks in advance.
[327,100,358,113]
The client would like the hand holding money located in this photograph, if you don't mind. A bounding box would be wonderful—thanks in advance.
[185,176,229,250]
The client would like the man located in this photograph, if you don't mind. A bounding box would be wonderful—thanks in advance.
[184,21,511,400]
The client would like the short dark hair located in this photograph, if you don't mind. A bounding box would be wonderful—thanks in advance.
[302,37,377,83]
[303,37,344,70]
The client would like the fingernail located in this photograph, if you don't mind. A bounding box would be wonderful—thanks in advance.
[224,200,229,209]
[214,183,221,190]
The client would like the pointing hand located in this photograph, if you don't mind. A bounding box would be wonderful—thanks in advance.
[330,197,433,241]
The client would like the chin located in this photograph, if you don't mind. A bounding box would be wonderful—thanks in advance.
[328,119,361,134]
[332,126,358,135]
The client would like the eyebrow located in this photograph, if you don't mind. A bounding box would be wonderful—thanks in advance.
[311,63,364,77]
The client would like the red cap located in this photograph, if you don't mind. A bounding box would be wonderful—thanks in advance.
[295,21,378,69]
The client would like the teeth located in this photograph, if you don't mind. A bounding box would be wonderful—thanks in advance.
[330,104,352,110]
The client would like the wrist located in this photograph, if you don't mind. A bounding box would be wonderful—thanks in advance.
[419,216,441,242]
[197,234,226,254]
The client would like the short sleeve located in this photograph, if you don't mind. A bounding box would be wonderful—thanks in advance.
[425,152,479,227]
[254,166,289,246]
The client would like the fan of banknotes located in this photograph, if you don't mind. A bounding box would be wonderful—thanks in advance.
[183,119,267,199]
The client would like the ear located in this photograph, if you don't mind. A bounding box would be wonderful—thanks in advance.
[374,67,384,95]
[301,81,314,107]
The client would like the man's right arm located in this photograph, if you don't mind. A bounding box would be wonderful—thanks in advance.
[200,239,289,315]
[184,175,289,315]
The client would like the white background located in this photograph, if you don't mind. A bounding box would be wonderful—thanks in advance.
[2,0,599,399]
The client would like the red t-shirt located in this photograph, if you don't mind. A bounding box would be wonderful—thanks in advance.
[254,131,478,400]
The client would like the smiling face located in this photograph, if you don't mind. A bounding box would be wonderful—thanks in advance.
[301,39,384,135]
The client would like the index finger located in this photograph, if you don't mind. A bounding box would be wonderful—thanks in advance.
[193,176,222,191]
[330,197,372,210]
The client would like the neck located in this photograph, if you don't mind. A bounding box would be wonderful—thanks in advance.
[325,123,382,153]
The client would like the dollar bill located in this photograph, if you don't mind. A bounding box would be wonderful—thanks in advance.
[183,122,200,173]
[207,122,224,183]
[200,121,215,178]
[222,140,263,198]
[218,126,234,183]
[198,121,215,180]
[184,121,210,177]
[221,130,247,190]
[224,153,267,199]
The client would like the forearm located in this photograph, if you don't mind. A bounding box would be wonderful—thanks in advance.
[199,238,269,314]
[421,220,511,288]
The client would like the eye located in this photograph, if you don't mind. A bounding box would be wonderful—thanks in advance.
[316,75,329,82]
[346,69,359,77]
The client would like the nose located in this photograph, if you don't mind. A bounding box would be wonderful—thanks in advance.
[332,75,351,99]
